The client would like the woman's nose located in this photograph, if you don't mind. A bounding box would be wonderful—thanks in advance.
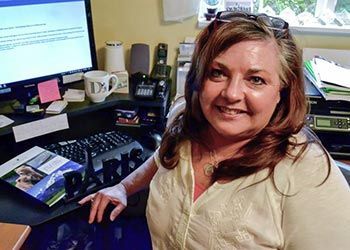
[220,77,245,101]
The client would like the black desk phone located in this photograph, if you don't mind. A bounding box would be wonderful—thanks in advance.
[132,73,156,99]
[132,43,171,100]
[133,73,170,100]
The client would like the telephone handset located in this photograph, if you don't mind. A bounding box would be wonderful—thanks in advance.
[152,43,171,99]
[151,43,168,79]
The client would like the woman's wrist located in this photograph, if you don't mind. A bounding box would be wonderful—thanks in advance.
[119,181,128,196]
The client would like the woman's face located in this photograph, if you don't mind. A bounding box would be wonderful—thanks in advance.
[199,39,281,142]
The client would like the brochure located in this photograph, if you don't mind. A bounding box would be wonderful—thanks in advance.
[0,146,85,207]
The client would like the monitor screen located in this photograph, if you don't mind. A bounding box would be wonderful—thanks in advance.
[0,0,97,103]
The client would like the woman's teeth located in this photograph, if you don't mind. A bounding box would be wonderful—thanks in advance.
[218,106,244,114]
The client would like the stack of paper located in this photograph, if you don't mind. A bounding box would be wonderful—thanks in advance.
[45,100,68,114]
[63,89,85,102]
[304,57,350,102]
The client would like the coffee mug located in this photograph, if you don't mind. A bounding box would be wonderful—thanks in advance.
[84,70,118,103]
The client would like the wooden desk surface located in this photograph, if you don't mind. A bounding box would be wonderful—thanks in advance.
[0,223,31,250]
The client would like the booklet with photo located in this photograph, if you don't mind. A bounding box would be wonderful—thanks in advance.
[0,146,85,207]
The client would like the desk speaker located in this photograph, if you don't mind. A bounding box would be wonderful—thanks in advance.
[130,43,150,75]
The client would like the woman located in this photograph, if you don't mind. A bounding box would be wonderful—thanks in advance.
[80,11,350,249]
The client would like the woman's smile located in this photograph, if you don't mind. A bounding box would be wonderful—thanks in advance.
[216,105,248,117]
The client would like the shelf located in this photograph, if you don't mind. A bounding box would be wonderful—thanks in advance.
[0,80,170,137]
[115,123,156,128]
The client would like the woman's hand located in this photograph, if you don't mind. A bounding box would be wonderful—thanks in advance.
[78,183,127,224]
[78,156,157,224]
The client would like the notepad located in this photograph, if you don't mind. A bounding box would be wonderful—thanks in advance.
[46,100,68,114]
[63,89,85,102]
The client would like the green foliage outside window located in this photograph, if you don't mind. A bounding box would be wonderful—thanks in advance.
[336,1,350,12]
[259,0,349,15]
[261,0,317,15]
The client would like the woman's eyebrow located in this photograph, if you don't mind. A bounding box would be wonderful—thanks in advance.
[211,61,230,73]
[210,58,226,67]
[246,68,265,74]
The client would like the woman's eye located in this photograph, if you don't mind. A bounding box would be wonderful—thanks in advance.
[209,68,226,81]
[249,76,266,85]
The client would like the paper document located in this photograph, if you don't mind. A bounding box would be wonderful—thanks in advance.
[314,58,350,89]
[0,115,14,128]
[12,114,69,142]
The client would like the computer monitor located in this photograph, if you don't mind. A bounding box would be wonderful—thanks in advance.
[0,0,97,105]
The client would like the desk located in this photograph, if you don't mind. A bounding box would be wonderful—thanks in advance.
[0,81,166,226]
[0,81,169,136]
[0,80,169,163]
[0,223,31,250]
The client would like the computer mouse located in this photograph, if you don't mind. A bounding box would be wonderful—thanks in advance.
[149,132,162,149]
[141,131,162,151]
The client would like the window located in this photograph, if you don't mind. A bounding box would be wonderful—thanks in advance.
[198,0,350,34]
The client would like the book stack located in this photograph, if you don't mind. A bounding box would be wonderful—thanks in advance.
[115,107,140,126]
[304,57,350,102]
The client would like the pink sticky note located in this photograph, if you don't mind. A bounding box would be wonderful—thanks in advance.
[37,79,61,103]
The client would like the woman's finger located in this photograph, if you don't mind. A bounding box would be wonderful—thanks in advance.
[78,194,95,205]
[88,194,101,224]
[96,196,112,223]
[110,203,126,221]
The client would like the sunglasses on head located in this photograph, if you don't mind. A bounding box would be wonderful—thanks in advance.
[213,11,289,35]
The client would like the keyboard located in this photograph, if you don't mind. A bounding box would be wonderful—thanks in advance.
[44,130,143,173]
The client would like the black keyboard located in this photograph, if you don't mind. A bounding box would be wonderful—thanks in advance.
[44,130,143,172]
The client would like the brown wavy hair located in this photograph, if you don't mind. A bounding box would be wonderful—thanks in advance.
[159,17,329,182]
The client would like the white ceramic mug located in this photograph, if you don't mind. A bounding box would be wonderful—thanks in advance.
[84,70,118,103]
